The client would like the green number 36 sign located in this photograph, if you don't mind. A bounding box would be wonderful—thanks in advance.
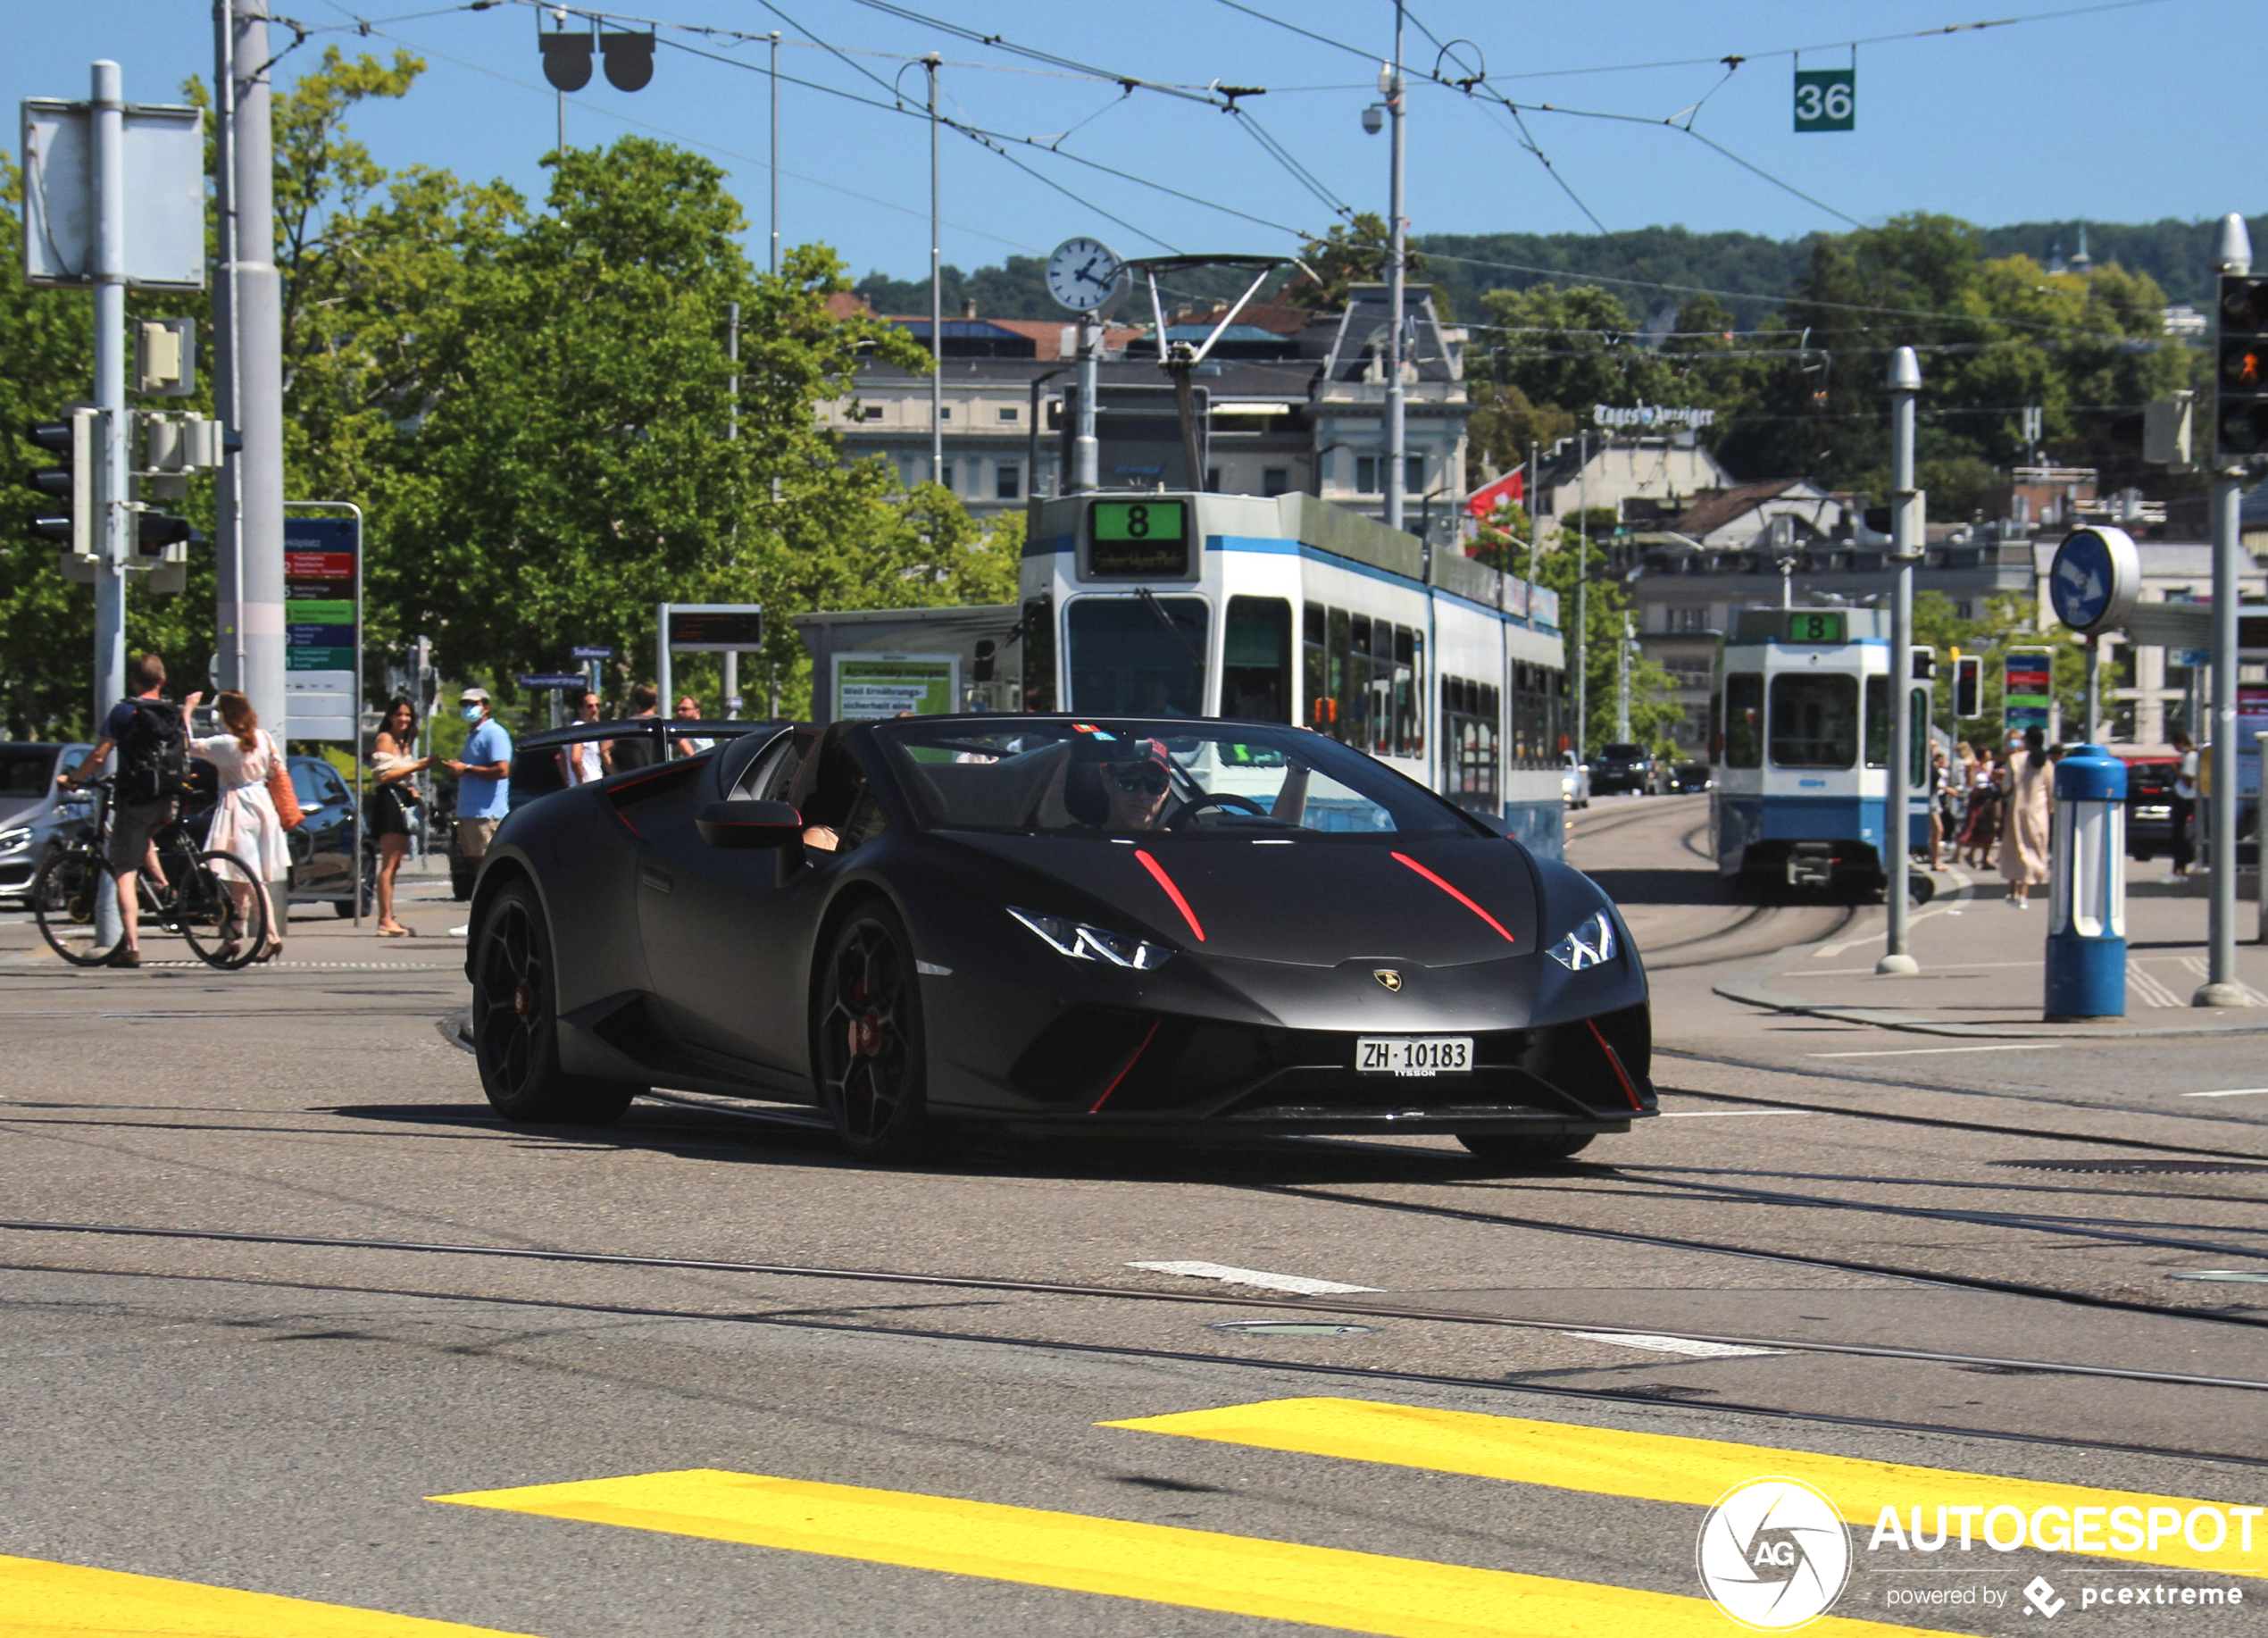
[1793,69,1855,132]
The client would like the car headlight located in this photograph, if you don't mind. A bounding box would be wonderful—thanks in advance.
[0,827,31,855]
[1008,907,1172,970]
[1547,909,1617,972]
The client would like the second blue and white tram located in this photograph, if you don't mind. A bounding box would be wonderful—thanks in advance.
[1018,490,1573,857]
[1710,606,1932,898]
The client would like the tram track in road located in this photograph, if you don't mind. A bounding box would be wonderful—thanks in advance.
[3,1212,2266,1390]
[9,1252,2265,1475]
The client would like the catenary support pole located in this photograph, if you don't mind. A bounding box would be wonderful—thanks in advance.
[1615,614,1631,744]
[769,32,780,274]
[213,4,244,692]
[90,60,129,950]
[1383,3,1406,538]
[1524,443,1538,594]
[1074,317,1098,493]
[2196,475,2247,1005]
[1574,430,1588,765]
[224,0,288,744]
[1880,346,1922,976]
[926,55,942,489]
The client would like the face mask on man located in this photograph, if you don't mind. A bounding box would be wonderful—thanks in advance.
[461,704,484,723]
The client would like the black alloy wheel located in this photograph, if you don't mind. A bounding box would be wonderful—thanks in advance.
[471,881,633,1124]
[813,904,930,1161]
[1457,1131,1595,1168]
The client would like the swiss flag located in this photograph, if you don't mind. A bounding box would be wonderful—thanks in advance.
[1465,469,1524,518]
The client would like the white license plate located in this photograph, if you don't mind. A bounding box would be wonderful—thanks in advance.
[1356,1036,1473,1077]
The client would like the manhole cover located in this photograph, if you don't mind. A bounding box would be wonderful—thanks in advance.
[1991,1158,2268,1175]
[1207,1321,1378,1337]
[2168,1270,2268,1283]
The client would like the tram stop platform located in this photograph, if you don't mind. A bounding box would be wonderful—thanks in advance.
[1714,866,2268,1039]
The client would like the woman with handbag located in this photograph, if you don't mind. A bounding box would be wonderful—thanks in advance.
[369,697,433,937]
[181,689,291,962]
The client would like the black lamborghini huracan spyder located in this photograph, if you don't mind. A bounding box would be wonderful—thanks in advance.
[466,715,1654,1163]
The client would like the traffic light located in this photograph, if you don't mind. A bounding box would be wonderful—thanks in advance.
[2215,272,2268,462]
[1953,655,1981,718]
[25,410,96,557]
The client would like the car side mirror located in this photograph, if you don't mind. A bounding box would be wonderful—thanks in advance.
[696,799,803,848]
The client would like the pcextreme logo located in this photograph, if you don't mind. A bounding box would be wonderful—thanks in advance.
[1697,1476,1853,1630]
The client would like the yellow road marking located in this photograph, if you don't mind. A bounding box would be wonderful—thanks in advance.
[0,1552,538,1638]
[1102,1398,2268,1578]
[432,1467,1962,1638]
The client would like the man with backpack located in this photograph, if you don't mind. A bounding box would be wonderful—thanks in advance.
[59,653,187,968]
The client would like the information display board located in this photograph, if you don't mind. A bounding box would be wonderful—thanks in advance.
[283,515,359,741]
[1785,610,1846,645]
[2004,646,2055,745]
[1087,498,1190,579]
[666,607,764,651]
[831,654,958,721]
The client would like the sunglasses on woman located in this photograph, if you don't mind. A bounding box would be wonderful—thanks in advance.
[1112,765,1170,795]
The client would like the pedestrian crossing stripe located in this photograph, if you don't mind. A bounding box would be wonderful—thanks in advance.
[1102,1398,2268,1579]
[431,1467,1964,1638]
[0,1552,537,1637]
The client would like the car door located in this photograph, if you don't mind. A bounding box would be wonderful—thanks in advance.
[286,758,353,898]
[629,733,830,1092]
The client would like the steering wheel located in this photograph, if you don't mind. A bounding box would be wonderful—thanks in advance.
[1167,791,1268,829]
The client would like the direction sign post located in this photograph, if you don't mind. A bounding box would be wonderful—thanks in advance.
[2049,525,2140,742]
[282,502,362,922]
[655,604,763,731]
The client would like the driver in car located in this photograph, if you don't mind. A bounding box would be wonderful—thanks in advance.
[1099,739,1174,832]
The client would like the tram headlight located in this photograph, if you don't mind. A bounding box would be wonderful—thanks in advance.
[1008,907,1173,970]
[1547,910,1616,972]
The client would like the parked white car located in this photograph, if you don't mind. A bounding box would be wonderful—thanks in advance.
[1560,749,1591,809]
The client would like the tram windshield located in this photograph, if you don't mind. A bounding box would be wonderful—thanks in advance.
[1768,673,1859,769]
[1066,597,1208,717]
[874,719,1475,840]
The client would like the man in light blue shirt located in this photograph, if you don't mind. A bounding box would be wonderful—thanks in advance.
[442,686,513,870]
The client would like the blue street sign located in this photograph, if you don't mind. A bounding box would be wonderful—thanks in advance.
[2048,526,2139,636]
[571,645,614,661]
[516,673,588,689]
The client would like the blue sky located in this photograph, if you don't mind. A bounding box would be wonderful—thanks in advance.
[5,1,2253,286]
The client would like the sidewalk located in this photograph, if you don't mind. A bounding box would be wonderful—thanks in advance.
[1714,868,2268,1038]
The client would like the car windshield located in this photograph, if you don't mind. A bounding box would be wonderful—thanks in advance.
[0,748,54,799]
[1600,743,1644,761]
[873,719,1476,839]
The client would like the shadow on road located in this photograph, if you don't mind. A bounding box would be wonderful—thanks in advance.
[1583,866,1738,907]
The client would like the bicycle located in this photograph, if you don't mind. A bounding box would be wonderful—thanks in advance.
[31,776,271,971]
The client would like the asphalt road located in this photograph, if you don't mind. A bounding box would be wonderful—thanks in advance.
[2,838,2264,1636]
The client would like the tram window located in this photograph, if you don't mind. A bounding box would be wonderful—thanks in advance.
[1909,688,1930,787]
[1723,673,1763,767]
[1441,674,1499,810]
[1769,673,1859,769]
[1328,606,1354,745]
[1223,597,1291,723]
[1392,625,1417,757]
[1304,603,1330,732]
[1864,676,1889,768]
[1021,594,1055,712]
[1065,596,1210,717]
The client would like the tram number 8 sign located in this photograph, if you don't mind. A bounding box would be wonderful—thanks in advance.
[1088,498,1190,579]
[1793,69,1855,133]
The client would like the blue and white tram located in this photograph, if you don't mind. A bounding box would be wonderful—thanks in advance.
[1710,606,1932,897]
[1018,490,1572,857]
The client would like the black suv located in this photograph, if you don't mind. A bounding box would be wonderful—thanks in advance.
[1590,742,1656,796]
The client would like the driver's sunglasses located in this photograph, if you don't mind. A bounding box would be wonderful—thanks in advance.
[1112,765,1170,795]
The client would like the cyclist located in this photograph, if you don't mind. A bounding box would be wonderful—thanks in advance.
[58,653,183,969]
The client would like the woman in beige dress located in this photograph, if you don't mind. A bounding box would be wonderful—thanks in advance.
[1998,727,2052,907]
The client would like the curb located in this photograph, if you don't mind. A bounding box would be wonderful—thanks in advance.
[1710,972,2268,1039]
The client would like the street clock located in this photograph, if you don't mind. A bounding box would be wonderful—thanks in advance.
[1046,238,1129,315]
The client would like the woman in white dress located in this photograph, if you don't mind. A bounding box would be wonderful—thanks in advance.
[184,689,291,961]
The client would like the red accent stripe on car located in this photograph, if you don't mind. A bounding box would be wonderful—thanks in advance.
[1389,851,1515,943]
[1584,1017,1645,1112]
[1089,1020,1162,1114]
[1133,849,1205,942]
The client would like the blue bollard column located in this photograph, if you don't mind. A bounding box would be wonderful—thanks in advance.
[2045,743,2128,1019]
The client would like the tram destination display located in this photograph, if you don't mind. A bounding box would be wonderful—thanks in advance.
[1785,611,1845,644]
[1087,498,1191,579]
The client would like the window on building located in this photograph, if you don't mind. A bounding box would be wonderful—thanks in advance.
[860,405,883,421]
[1205,467,1223,493]
[938,462,955,492]
[997,405,1018,422]
[995,464,1020,501]
[1262,467,1290,497]
[1667,605,1713,634]
[1353,455,1426,495]
[939,405,952,421]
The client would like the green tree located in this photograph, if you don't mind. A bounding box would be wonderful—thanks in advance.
[1528,507,1682,753]
[1286,213,1428,313]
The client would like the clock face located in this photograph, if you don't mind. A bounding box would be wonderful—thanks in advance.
[1046,238,1123,313]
